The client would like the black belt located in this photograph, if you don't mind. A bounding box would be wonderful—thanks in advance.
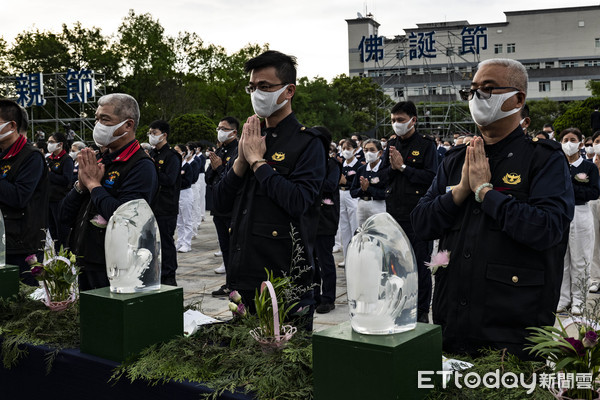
[359,196,373,201]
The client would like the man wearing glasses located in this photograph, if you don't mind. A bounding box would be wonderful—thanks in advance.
[411,59,574,360]
[213,51,328,329]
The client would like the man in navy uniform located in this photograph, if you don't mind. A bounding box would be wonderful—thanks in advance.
[383,101,438,323]
[61,93,158,290]
[148,120,181,286]
[411,59,574,360]
[0,100,48,285]
[213,51,328,327]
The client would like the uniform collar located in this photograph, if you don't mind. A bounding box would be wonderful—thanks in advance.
[264,113,299,137]
[100,140,140,163]
[1,135,27,160]
[483,126,523,157]
[570,156,584,168]
[49,149,67,160]
[366,159,382,172]
[344,157,358,167]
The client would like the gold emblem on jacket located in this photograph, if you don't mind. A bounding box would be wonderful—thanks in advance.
[272,152,285,162]
[412,150,420,156]
[502,173,521,185]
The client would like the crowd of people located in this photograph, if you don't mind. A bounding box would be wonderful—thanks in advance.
[1,51,598,360]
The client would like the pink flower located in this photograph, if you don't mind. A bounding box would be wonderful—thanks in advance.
[25,254,38,265]
[425,250,451,275]
[575,173,589,183]
[229,290,242,303]
[90,214,108,228]
[30,266,43,277]
[236,303,247,317]
[583,331,598,348]
[228,302,238,313]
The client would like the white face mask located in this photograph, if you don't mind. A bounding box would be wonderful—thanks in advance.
[204,151,210,157]
[519,118,526,126]
[93,120,127,147]
[217,129,234,143]
[148,133,164,146]
[381,142,387,149]
[594,144,600,155]
[365,151,380,164]
[392,118,414,136]
[47,142,60,153]
[69,151,79,160]
[469,91,520,127]
[250,85,289,118]
[0,121,14,141]
[561,141,580,157]
[342,149,355,160]
[585,146,594,155]
[443,145,451,151]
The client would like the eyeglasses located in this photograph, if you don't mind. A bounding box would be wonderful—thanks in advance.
[459,86,521,101]
[244,83,287,94]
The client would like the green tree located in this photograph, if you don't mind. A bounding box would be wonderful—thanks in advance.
[8,29,70,73]
[554,96,600,136]
[526,98,567,132]
[586,80,600,97]
[170,113,216,144]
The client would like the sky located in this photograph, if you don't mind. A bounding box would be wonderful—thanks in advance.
[4,0,600,81]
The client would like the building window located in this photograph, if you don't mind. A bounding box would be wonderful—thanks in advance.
[596,38,600,48]
[579,21,585,27]
[523,63,539,70]
[545,62,555,69]
[539,81,550,92]
[560,60,579,68]
[494,44,502,54]
[585,60,600,67]
[561,81,573,91]
[507,43,515,53]
[394,88,405,98]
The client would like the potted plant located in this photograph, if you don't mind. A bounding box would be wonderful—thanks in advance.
[29,246,80,311]
[526,313,600,399]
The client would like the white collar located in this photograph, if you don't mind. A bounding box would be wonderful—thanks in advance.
[571,156,584,168]
[366,159,382,172]
[344,157,358,167]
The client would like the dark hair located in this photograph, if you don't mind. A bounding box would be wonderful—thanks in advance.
[391,101,417,118]
[520,103,530,119]
[20,107,28,133]
[559,127,583,142]
[186,142,197,152]
[194,141,204,151]
[312,126,332,143]
[244,50,297,85]
[341,138,357,149]
[0,99,24,132]
[363,138,382,151]
[592,131,600,142]
[585,136,593,145]
[220,116,240,132]
[536,131,550,140]
[175,143,188,154]
[543,123,554,131]
[50,132,68,149]
[149,120,170,135]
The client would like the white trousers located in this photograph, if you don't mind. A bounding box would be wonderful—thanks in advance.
[176,188,194,251]
[589,199,600,284]
[198,173,206,220]
[339,190,358,257]
[560,204,594,308]
[356,199,386,227]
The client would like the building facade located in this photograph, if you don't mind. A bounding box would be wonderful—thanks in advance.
[347,5,600,105]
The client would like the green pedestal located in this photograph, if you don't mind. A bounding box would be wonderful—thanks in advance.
[0,265,20,300]
[313,321,442,400]
[80,285,183,362]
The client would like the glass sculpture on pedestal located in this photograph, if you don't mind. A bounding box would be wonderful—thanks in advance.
[346,213,417,334]
[105,199,161,293]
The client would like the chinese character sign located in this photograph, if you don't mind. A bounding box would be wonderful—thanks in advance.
[460,26,488,55]
[409,31,437,60]
[66,69,95,103]
[358,35,384,63]
[16,73,47,107]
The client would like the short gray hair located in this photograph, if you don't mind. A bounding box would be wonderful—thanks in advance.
[72,141,86,150]
[98,93,140,129]
[363,138,382,151]
[477,58,528,96]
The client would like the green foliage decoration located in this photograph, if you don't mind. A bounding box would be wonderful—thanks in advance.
[170,113,217,144]
[554,96,600,137]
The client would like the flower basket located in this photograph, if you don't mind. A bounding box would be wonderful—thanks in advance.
[43,283,77,312]
[29,248,80,311]
[250,280,297,352]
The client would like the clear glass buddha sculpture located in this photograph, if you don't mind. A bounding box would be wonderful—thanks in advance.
[346,213,417,334]
[105,199,161,293]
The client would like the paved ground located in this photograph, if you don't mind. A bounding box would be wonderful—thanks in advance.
[177,215,349,332]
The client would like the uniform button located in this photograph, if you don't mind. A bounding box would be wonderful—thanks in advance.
[228,228,231,234]
[272,231,278,237]
[416,190,420,194]
[473,209,480,215]
[242,209,247,215]
[512,276,519,283]
[273,167,277,171]
[460,299,467,306]
[464,251,471,259]
[235,245,241,251]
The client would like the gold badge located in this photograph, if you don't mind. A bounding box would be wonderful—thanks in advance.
[502,173,521,185]
[226,156,231,162]
[158,160,164,164]
[412,150,420,156]
[272,152,285,162]
[1,165,10,177]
